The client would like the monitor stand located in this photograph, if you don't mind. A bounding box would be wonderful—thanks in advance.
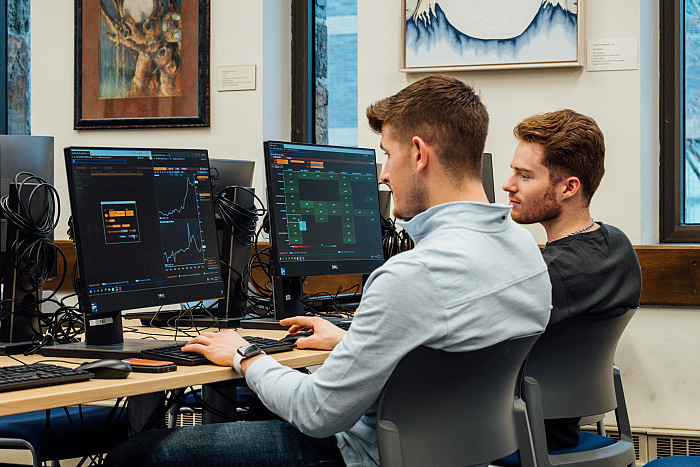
[40,310,183,359]
[241,276,303,330]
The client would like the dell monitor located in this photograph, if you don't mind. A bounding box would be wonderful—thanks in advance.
[43,147,225,358]
[262,141,385,322]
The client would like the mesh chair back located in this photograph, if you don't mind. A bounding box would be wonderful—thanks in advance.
[524,309,635,419]
[377,333,540,467]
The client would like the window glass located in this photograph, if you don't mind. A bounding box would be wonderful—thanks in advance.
[4,0,31,135]
[685,1,700,223]
[314,0,358,147]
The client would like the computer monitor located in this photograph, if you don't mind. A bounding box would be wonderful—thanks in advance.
[0,135,55,354]
[43,147,225,358]
[482,153,495,203]
[262,141,385,321]
[1,135,54,253]
[209,159,255,192]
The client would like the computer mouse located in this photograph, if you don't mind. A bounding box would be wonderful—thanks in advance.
[78,359,132,379]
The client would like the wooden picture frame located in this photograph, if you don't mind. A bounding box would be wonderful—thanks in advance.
[74,0,210,129]
[401,0,585,72]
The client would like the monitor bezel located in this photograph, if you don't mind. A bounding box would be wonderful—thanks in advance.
[64,146,226,316]
[263,140,385,279]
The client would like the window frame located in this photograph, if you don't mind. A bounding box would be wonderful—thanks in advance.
[659,0,700,241]
[291,0,313,144]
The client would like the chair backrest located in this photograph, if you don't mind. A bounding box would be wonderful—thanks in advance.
[524,308,635,419]
[376,333,540,467]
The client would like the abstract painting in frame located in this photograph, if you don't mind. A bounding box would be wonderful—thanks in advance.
[402,0,584,72]
[74,0,210,129]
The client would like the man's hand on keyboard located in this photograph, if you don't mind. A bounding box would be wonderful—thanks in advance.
[279,316,347,351]
[182,330,251,368]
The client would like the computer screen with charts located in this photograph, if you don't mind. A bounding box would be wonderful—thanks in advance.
[263,141,384,320]
[51,147,225,357]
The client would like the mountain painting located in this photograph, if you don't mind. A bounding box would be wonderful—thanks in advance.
[403,0,582,70]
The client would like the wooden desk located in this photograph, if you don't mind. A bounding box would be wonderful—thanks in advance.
[0,327,329,417]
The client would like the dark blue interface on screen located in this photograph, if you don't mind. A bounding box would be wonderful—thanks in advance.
[66,147,224,314]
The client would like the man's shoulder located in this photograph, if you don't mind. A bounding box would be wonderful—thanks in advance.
[542,222,639,279]
[602,223,633,241]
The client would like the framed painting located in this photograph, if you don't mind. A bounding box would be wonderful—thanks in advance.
[74,0,210,129]
[401,0,584,72]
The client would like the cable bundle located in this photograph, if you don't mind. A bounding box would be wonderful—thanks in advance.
[379,193,414,260]
[215,186,264,247]
[0,173,72,351]
[214,186,273,317]
[0,173,65,294]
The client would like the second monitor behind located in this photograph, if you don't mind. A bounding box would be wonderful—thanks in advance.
[209,159,255,192]
[482,153,495,203]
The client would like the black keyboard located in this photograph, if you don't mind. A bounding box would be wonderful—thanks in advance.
[141,337,297,366]
[0,363,94,393]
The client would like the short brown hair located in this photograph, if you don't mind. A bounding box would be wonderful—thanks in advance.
[514,109,605,205]
[366,75,489,182]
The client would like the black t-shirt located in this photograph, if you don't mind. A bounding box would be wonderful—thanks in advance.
[543,223,641,326]
[541,223,641,450]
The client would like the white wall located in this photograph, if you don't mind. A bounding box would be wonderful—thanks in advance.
[30,0,291,239]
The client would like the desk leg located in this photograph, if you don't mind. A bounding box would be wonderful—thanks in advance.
[128,392,166,433]
[202,380,240,424]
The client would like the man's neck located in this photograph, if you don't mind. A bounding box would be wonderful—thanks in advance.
[542,209,598,243]
[429,179,490,206]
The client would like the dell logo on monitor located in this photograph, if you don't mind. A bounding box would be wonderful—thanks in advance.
[157,293,166,299]
[331,264,339,270]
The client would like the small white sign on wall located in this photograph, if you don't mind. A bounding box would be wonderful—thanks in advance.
[587,38,638,72]
[218,65,256,91]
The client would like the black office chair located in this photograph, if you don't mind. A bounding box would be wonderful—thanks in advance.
[498,309,637,467]
[0,405,127,466]
[376,333,540,467]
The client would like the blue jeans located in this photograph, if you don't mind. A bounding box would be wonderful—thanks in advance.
[105,419,345,466]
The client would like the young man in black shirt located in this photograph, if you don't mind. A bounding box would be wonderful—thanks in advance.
[502,109,642,449]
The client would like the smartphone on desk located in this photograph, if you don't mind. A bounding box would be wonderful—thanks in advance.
[123,358,177,373]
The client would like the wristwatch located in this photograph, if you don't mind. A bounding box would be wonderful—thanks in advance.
[233,344,265,374]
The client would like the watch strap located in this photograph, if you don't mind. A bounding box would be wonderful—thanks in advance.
[233,345,265,374]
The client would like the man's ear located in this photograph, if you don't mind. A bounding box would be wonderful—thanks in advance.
[560,176,582,200]
[412,136,430,173]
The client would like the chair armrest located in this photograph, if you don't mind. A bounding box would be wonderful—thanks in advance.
[613,366,633,442]
[522,376,551,467]
[514,397,536,467]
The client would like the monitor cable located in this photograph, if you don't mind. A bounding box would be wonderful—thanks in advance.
[381,213,414,260]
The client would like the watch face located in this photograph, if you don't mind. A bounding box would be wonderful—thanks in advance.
[239,344,263,358]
